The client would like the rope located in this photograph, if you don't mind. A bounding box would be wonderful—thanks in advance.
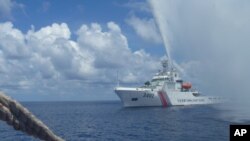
[0,92,64,141]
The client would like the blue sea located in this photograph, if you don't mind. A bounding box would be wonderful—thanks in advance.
[0,101,235,141]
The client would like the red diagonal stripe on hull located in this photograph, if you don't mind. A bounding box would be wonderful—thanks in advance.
[158,91,168,107]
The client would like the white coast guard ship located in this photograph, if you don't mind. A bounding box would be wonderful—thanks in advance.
[114,60,220,107]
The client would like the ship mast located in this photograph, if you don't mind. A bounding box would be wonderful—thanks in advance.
[161,59,176,82]
[161,59,169,73]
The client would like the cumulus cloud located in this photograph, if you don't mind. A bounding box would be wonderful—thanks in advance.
[126,15,162,44]
[77,21,160,83]
[149,0,250,122]
[0,21,160,99]
[77,22,130,69]
[0,22,28,58]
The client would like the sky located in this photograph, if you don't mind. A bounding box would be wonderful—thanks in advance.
[1,0,250,123]
[0,0,165,101]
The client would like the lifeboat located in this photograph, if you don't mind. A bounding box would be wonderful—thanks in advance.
[182,82,192,89]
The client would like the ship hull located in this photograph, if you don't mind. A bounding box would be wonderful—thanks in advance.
[115,87,162,107]
[115,87,220,107]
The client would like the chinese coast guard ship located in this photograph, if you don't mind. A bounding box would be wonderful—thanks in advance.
[114,60,220,107]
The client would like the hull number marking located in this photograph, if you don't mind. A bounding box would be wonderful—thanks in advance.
[143,92,154,98]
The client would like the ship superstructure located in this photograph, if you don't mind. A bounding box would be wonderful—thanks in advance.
[114,60,220,107]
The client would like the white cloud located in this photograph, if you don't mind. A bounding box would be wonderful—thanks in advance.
[124,1,151,13]
[30,53,57,79]
[0,21,161,98]
[0,22,28,59]
[77,21,160,83]
[126,15,162,44]
[27,23,71,43]
[77,22,130,69]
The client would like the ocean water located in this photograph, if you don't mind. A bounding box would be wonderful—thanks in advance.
[0,101,234,141]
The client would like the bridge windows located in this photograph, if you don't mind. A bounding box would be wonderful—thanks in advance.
[131,98,138,101]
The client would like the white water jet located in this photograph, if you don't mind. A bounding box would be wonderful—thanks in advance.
[149,0,250,122]
[148,0,173,64]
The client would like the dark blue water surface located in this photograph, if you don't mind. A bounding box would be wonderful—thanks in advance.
[0,101,234,141]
